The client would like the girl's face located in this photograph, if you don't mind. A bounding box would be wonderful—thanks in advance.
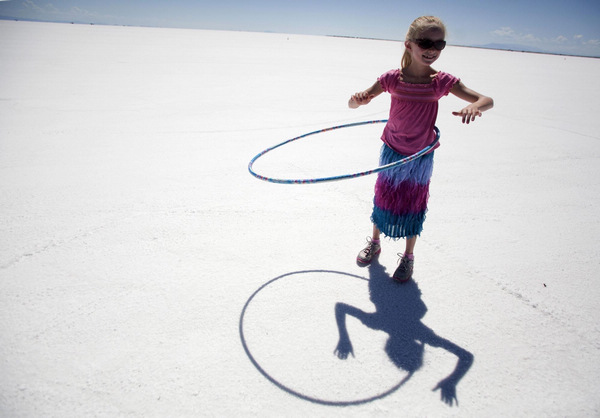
[406,28,445,66]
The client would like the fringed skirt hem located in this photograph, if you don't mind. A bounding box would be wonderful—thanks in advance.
[371,144,434,240]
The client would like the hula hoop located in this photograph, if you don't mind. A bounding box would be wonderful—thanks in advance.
[248,120,440,184]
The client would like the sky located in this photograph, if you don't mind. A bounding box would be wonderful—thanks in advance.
[0,0,599,57]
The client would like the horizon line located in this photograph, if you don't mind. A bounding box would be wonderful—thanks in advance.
[1,16,598,60]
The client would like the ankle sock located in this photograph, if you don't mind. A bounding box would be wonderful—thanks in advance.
[404,253,414,260]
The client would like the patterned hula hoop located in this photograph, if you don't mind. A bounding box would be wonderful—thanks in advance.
[248,120,440,184]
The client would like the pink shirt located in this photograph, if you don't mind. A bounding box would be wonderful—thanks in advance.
[378,69,460,155]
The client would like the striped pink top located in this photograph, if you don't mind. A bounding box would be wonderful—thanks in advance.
[378,69,459,155]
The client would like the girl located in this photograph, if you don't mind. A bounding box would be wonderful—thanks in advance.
[350,16,493,282]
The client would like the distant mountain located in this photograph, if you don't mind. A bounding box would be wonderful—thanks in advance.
[476,43,549,54]
[1,15,75,24]
[0,15,105,26]
[469,43,600,58]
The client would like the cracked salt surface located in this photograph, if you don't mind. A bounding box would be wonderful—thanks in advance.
[1,20,599,417]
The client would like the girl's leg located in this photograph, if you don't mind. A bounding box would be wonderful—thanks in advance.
[405,236,417,255]
[372,224,381,241]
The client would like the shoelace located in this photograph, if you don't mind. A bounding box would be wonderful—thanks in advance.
[397,253,413,270]
[363,238,379,257]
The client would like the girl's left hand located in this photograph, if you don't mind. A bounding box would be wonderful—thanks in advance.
[333,337,354,360]
[432,378,459,406]
[452,105,482,124]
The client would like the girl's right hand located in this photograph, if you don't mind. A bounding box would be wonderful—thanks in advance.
[349,91,375,108]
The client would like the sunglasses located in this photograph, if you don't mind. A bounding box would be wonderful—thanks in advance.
[413,38,446,51]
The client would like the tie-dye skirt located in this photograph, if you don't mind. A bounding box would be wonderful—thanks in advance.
[371,144,435,239]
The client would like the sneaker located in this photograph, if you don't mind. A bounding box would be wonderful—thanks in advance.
[356,237,381,265]
[393,253,414,282]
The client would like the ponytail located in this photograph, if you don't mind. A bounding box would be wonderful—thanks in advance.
[401,49,412,69]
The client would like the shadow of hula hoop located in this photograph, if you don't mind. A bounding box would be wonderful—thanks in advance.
[239,269,412,406]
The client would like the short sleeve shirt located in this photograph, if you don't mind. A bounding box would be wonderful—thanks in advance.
[378,69,459,155]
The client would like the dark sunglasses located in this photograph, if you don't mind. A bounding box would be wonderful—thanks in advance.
[413,38,446,51]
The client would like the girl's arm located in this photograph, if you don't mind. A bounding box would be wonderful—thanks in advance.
[450,81,494,124]
[348,80,384,109]
[334,302,378,359]
[422,330,474,406]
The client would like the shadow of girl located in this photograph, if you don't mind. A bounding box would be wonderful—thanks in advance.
[334,260,474,406]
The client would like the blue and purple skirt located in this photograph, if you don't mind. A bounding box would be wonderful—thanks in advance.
[371,144,434,239]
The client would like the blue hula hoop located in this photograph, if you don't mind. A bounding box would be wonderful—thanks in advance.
[248,120,440,184]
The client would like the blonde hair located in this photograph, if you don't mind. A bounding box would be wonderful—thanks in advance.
[401,16,447,69]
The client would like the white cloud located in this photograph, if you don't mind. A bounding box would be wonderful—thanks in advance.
[491,26,540,44]
[521,33,540,42]
[46,3,59,13]
[22,0,42,11]
[492,27,515,37]
[491,26,600,56]
[21,0,59,16]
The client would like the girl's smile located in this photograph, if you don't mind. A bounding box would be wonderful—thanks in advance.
[421,52,439,63]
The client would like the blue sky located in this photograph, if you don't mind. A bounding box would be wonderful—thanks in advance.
[1,0,599,57]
